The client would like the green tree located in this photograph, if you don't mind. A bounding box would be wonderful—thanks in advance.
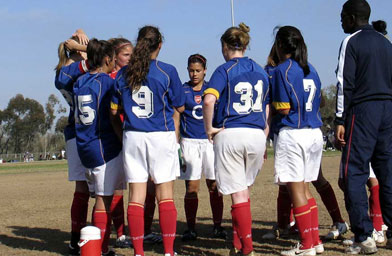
[1,94,46,153]
[320,84,337,133]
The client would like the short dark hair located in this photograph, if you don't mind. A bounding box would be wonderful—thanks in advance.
[343,0,371,22]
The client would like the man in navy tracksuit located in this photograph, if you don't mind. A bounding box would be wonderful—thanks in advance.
[335,0,392,254]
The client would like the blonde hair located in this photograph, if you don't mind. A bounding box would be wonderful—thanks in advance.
[220,22,250,51]
[54,36,79,76]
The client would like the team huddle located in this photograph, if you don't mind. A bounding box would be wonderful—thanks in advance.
[54,0,392,256]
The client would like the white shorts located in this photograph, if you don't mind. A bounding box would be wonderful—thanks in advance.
[179,138,215,180]
[214,128,266,195]
[274,127,323,184]
[123,131,179,184]
[87,153,125,196]
[66,138,87,181]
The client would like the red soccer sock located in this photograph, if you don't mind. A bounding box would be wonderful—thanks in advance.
[70,192,90,246]
[128,202,145,256]
[277,185,292,229]
[308,198,321,245]
[159,199,177,255]
[184,196,198,230]
[144,192,156,234]
[93,209,111,254]
[369,185,384,231]
[316,182,344,224]
[231,202,253,255]
[209,190,223,227]
[293,203,313,249]
[110,195,124,238]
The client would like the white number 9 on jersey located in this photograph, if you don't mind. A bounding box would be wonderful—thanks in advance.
[132,86,154,118]
[233,80,264,114]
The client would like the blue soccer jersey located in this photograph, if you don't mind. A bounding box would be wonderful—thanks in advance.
[204,57,270,129]
[73,72,122,169]
[111,60,185,132]
[271,59,323,130]
[180,81,208,139]
[55,60,89,141]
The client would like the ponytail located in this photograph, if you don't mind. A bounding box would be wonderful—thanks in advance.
[55,42,69,76]
[125,26,162,92]
[86,38,114,70]
[276,26,310,76]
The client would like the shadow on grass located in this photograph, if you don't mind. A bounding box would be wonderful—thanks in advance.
[0,226,69,254]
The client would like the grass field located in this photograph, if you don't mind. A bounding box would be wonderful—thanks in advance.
[0,155,391,255]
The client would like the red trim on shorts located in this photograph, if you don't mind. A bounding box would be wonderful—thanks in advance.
[344,114,356,182]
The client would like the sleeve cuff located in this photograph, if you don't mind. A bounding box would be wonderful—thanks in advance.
[203,88,220,100]
[334,117,345,126]
[272,102,290,110]
[78,60,89,73]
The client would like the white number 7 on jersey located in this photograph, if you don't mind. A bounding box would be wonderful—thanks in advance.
[303,79,316,112]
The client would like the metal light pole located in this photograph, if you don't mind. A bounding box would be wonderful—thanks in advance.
[231,0,235,27]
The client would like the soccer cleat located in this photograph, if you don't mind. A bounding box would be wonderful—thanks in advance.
[182,229,197,241]
[280,243,316,256]
[325,222,349,240]
[243,251,256,256]
[164,252,177,256]
[115,235,133,248]
[314,241,324,254]
[382,224,388,231]
[212,226,227,239]
[229,247,241,255]
[68,243,80,256]
[102,249,125,256]
[372,229,385,244]
[144,232,163,244]
[345,237,377,255]
[262,226,291,240]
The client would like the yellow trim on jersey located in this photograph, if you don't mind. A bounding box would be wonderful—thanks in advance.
[272,102,291,110]
[203,88,220,100]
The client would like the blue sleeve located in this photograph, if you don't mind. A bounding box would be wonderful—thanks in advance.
[55,60,89,90]
[168,67,185,108]
[204,67,227,100]
[272,68,291,111]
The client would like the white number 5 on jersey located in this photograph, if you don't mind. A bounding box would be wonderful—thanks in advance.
[75,95,96,125]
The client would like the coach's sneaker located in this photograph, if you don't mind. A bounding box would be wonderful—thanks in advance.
[325,222,349,240]
[115,235,133,248]
[372,229,385,244]
[281,243,316,256]
[182,229,197,241]
[68,243,79,256]
[345,237,377,255]
[144,232,163,244]
[212,226,227,239]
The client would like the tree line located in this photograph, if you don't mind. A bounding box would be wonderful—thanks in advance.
[0,85,337,155]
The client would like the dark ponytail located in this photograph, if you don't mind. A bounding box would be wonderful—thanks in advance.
[125,26,162,92]
[86,38,115,70]
[276,26,310,76]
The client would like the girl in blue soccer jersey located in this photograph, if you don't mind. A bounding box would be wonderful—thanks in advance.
[203,23,271,256]
[271,26,324,256]
[73,38,125,256]
[54,29,91,256]
[173,54,226,242]
[110,26,185,256]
